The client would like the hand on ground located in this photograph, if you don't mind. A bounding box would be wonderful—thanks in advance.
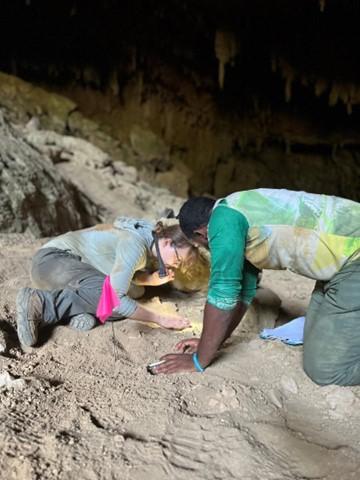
[157,315,191,330]
[154,353,196,374]
[174,338,200,353]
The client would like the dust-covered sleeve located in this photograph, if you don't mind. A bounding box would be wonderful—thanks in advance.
[207,205,252,310]
[240,260,259,305]
[110,232,147,317]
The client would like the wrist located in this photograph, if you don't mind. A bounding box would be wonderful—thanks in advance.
[133,272,149,286]
[192,352,205,372]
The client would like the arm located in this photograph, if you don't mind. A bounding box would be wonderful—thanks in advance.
[174,259,258,354]
[110,231,147,318]
[173,300,248,355]
[128,304,189,329]
[157,205,255,373]
[222,301,248,343]
[111,232,189,329]
[156,301,248,374]
[196,301,247,366]
[132,269,175,286]
[221,260,259,341]
[202,207,258,353]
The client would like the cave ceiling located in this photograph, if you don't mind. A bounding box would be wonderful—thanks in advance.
[1,0,359,115]
[0,0,360,198]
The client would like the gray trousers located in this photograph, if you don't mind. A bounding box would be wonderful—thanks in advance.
[31,247,119,325]
[303,258,360,386]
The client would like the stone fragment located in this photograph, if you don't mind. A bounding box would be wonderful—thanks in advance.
[0,371,26,390]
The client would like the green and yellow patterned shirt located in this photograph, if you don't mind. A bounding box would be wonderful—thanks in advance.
[207,189,360,311]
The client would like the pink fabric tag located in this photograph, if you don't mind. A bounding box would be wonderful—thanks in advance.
[96,275,120,324]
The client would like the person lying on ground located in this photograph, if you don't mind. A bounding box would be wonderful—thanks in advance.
[16,217,197,348]
[155,189,360,387]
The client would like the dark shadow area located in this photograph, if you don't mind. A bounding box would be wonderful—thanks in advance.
[0,0,359,199]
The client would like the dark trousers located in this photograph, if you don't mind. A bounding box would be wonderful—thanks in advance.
[303,258,360,386]
[31,247,115,324]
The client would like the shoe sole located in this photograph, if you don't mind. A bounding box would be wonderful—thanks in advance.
[69,314,96,331]
[16,288,38,347]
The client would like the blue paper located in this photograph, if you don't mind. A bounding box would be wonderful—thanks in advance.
[260,316,305,346]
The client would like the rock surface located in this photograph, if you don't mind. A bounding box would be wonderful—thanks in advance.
[0,77,359,480]
[0,110,101,236]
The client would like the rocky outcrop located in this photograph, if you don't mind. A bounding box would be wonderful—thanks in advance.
[1,69,359,202]
[0,111,101,236]
[0,72,76,132]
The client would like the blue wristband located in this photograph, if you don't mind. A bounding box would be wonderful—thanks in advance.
[192,353,205,373]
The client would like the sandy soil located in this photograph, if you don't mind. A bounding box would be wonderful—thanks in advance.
[1,134,360,480]
[1,235,360,480]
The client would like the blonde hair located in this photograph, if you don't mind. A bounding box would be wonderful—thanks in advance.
[173,250,210,292]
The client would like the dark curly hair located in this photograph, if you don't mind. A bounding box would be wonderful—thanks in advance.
[178,197,216,240]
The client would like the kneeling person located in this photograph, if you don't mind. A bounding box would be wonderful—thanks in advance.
[157,189,360,387]
[17,217,196,347]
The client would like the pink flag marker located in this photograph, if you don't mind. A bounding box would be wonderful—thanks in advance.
[96,275,120,324]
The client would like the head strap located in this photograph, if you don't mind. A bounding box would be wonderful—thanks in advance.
[152,232,167,278]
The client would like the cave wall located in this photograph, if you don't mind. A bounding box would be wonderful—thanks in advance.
[1,0,360,199]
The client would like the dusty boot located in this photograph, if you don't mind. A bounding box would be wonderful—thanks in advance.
[16,287,43,347]
[68,313,96,331]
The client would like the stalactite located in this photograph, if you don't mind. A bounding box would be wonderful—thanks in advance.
[346,84,356,115]
[329,83,339,106]
[314,79,327,97]
[328,82,359,113]
[218,60,225,90]
[109,70,119,96]
[214,30,238,89]
[319,0,326,13]
[278,58,295,102]
[275,56,360,113]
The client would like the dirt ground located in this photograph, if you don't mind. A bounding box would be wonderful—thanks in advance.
[1,232,360,480]
[1,129,360,480]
